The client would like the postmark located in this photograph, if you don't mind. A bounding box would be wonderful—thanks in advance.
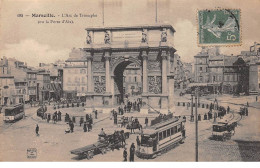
[197,8,241,46]
[27,148,37,159]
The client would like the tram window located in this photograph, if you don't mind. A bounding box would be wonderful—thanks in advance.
[171,127,174,135]
[163,131,167,139]
[174,126,177,134]
[167,129,171,137]
[177,124,181,132]
[159,132,162,140]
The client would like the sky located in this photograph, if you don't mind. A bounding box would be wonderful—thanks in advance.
[0,0,259,67]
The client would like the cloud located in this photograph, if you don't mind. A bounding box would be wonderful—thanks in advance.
[1,39,70,67]
[174,19,200,63]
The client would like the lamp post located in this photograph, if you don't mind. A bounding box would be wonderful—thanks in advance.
[195,87,199,162]
[191,94,194,122]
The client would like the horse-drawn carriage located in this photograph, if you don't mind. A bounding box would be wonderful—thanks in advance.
[37,107,45,118]
[239,106,248,116]
[212,121,237,141]
[126,119,142,131]
[70,130,129,160]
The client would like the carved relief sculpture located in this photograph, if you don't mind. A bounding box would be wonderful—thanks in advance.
[92,62,105,72]
[148,76,162,94]
[104,30,111,44]
[94,76,106,93]
[141,29,148,43]
[161,28,167,42]
[86,31,92,44]
[148,60,161,71]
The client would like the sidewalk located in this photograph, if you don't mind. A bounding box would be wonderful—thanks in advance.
[31,108,110,126]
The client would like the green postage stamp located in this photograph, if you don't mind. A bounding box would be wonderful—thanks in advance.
[198,9,241,46]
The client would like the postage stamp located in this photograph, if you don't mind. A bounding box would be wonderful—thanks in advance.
[198,9,241,46]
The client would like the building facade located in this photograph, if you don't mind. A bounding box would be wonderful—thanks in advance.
[237,42,260,94]
[63,48,88,101]
[0,75,15,105]
[123,62,142,96]
[193,47,249,94]
[38,63,63,101]
[0,57,29,104]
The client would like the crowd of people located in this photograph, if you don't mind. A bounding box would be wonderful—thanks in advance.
[117,99,142,115]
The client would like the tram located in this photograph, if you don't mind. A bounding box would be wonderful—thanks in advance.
[212,121,237,141]
[136,114,186,159]
[3,104,25,122]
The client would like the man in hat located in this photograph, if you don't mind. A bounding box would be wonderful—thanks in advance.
[123,148,128,161]
[129,143,135,162]
[35,124,39,136]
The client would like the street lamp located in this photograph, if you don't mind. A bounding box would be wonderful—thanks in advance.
[194,87,199,162]
[191,93,194,122]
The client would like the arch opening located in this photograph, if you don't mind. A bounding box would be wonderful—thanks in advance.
[113,60,142,104]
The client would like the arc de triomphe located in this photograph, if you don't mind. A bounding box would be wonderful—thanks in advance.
[83,24,177,114]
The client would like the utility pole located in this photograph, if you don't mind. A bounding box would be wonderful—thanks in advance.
[102,0,105,26]
[155,0,158,23]
[195,87,199,162]
[191,94,194,122]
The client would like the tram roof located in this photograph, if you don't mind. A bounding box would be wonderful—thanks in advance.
[142,117,182,135]
[4,104,23,109]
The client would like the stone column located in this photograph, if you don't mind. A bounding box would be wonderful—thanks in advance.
[104,52,111,93]
[85,54,94,112]
[111,76,115,106]
[141,51,149,114]
[142,52,148,93]
[168,75,175,110]
[161,51,168,94]
[87,56,93,92]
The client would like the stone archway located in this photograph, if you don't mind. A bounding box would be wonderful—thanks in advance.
[112,58,142,105]
[83,24,177,114]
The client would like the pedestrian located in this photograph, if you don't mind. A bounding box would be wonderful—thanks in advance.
[88,120,92,131]
[121,131,126,146]
[35,124,39,136]
[123,148,127,161]
[95,110,98,119]
[83,122,87,132]
[70,122,74,133]
[58,111,61,121]
[136,136,140,151]
[80,117,84,127]
[145,117,148,127]
[47,113,50,123]
[129,143,135,162]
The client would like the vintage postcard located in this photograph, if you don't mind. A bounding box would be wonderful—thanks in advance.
[0,0,260,164]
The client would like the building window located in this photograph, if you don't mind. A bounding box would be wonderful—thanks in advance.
[199,67,203,72]
[82,87,84,91]
[199,76,203,82]
[199,58,202,64]
[134,76,137,82]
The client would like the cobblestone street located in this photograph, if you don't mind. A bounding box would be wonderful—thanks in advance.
[1,94,259,161]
